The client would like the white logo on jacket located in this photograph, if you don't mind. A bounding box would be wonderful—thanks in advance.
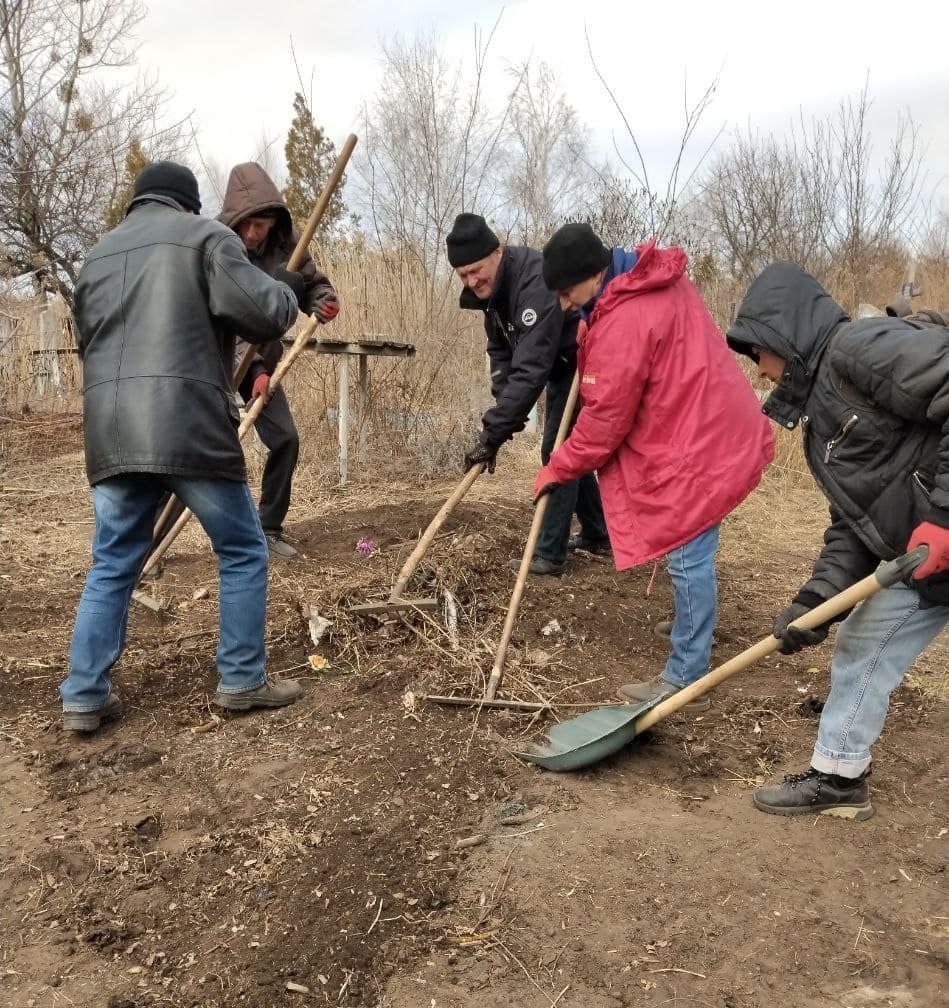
[521,308,537,326]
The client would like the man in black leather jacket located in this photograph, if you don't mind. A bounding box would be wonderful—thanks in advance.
[62,162,305,732]
[447,213,609,576]
[728,262,949,820]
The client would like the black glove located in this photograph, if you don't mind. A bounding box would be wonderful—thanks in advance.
[463,436,496,474]
[772,600,829,655]
[274,267,306,308]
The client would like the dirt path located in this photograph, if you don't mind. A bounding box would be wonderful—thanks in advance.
[1,419,946,1007]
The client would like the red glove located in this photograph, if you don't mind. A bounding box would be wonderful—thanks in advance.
[907,521,949,579]
[251,373,271,407]
[315,295,340,323]
[533,465,560,504]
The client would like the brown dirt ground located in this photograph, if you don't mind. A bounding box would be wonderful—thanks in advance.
[0,415,946,1008]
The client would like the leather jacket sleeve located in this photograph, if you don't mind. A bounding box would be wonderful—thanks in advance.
[206,231,299,344]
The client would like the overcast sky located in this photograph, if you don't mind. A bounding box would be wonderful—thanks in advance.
[138,0,949,221]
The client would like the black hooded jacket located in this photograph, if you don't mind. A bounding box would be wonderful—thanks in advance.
[460,246,578,451]
[728,262,949,607]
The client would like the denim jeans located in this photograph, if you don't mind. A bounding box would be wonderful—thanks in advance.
[662,524,720,688]
[62,474,269,711]
[535,370,609,566]
[812,580,948,777]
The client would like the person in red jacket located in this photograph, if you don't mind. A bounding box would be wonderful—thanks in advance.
[535,224,775,709]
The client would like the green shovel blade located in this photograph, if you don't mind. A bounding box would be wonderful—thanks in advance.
[517,700,661,772]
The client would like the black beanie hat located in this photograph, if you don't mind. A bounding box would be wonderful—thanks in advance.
[131,161,201,213]
[445,212,500,267]
[542,223,611,291]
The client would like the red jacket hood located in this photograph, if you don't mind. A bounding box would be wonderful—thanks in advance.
[592,240,687,321]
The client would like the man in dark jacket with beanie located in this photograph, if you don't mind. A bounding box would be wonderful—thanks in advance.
[728,262,949,820]
[447,212,609,576]
[62,161,305,732]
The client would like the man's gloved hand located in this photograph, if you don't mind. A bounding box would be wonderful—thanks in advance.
[251,373,271,407]
[274,267,306,308]
[533,465,560,504]
[463,437,496,474]
[313,293,340,323]
[907,521,949,579]
[772,601,828,655]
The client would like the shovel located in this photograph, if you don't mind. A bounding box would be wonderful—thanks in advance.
[518,545,929,772]
[350,462,486,617]
[136,135,358,588]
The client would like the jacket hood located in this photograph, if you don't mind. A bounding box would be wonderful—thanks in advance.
[727,262,849,430]
[218,162,292,238]
[592,240,686,320]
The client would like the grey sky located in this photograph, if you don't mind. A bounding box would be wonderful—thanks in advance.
[138,0,949,219]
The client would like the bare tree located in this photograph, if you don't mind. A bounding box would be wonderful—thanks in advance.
[698,83,926,301]
[502,62,593,245]
[0,0,184,300]
[353,22,519,290]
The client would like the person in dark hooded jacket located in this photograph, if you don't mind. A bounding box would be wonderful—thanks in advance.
[218,162,339,557]
[728,262,949,821]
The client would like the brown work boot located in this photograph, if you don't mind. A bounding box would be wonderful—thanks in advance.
[213,677,302,712]
[62,692,123,733]
[616,676,711,713]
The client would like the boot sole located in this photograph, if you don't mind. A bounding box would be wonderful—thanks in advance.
[213,692,301,712]
[752,795,874,821]
[63,699,123,732]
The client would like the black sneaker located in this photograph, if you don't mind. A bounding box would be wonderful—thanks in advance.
[63,692,123,733]
[567,534,611,556]
[753,767,873,821]
[508,556,566,576]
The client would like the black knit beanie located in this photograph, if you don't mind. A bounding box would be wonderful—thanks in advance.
[542,223,611,291]
[446,212,500,267]
[131,161,202,213]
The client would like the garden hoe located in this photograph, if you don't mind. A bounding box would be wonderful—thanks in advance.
[517,545,929,771]
[425,371,581,714]
[350,461,486,617]
[133,134,358,603]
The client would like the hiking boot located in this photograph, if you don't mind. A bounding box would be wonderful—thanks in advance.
[63,692,123,733]
[508,556,567,576]
[265,533,298,559]
[213,677,303,712]
[752,767,873,821]
[567,534,612,556]
[616,676,711,713]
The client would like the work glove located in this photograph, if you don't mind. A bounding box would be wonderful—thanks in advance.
[251,373,271,407]
[772,600,829,655]
[274,267,306,308]
[463,436,496,474]
[313,293,340,323]
[533,464,560,504]
[906,521,949,580]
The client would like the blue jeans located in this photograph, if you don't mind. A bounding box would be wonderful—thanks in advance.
[62,474,269,712]
[812,580,948,777]
[535,370,609,565]
[662,524,720,688]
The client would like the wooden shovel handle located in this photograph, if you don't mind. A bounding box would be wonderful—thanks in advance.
[390,463,485,601]
[633,545,929,733]
[486,371,581,699]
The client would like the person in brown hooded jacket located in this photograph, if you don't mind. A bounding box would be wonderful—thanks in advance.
[217,162,339,557]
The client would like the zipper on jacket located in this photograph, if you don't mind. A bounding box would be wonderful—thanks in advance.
[824,414,858,464]
[912,471,934,499]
